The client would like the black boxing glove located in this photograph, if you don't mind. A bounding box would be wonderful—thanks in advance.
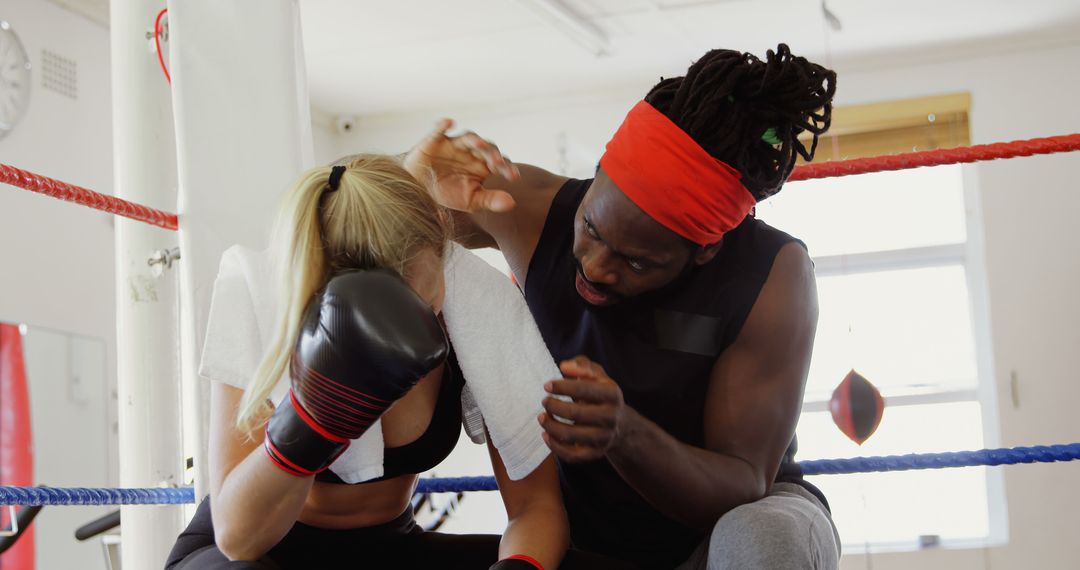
[264,269,448,476]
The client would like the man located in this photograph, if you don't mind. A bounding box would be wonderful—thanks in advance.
[405,44,840,569]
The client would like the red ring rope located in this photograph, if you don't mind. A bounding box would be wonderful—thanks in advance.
[790,133,1080,181]
[2,134,1078,232]
[0,163,178,231]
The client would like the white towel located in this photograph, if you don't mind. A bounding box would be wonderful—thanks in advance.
[199,244,555,483]
[440,243,558,480]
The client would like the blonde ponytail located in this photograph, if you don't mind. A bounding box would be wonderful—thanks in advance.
[236,155,446,437]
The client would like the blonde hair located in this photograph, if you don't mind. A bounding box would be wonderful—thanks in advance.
[236,155,447,436]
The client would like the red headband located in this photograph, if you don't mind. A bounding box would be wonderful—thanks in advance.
[599,101,757,246]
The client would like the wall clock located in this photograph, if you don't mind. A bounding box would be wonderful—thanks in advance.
[0,20,32,141]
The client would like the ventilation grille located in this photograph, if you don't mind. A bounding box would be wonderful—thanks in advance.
[41,50,78,99]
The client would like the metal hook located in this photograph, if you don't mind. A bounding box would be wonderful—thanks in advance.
[0,506,18,537]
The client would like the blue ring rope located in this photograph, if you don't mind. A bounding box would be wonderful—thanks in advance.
[3,443,1078,506]
[0,486,195,506]
[799,443,1080,475]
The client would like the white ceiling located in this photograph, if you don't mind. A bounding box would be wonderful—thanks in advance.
[47,0,1080,116]
[45,0,110,27]
[300,0,1080,115]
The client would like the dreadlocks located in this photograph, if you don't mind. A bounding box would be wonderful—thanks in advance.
[644,44,836,201]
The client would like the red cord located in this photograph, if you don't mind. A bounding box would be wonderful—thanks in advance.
[155,8,170,84]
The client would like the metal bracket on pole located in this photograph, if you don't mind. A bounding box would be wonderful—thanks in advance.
[147,247,181,277]
[0,506,17,537]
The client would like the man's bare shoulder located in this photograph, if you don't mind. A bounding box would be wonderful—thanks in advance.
[475,164,571,281]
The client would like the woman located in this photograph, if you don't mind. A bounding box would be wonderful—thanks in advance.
[166,155,567,569]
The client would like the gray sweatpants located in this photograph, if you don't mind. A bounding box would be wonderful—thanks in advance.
[675,483,840,570]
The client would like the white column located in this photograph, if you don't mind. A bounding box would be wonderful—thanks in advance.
[110,1,185,568]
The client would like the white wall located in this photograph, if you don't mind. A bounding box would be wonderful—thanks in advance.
[313,85,650,176]
[0,1,118,569]
[321,43,1080,568]
[312,112,343,164]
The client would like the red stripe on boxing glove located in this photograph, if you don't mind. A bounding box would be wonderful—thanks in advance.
[264,269,447,475]
[490,555,544,570]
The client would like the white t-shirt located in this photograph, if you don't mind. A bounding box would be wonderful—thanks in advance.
[199,244,554,482]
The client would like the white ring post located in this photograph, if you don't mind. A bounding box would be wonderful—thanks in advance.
[110,1,185,568]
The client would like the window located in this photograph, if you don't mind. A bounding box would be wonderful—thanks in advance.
[756,93,1006,553]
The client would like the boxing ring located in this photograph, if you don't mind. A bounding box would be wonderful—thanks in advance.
[2,2,1080,568]
[3,119,1080,566]
[3,134,1080,501]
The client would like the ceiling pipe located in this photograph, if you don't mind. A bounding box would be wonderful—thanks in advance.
[517,0,611,56]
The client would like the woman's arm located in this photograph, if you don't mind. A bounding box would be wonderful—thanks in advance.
[208,382,313,561]
[487,440,568,570]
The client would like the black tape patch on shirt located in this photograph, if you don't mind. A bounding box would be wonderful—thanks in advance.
[652,309,724,357]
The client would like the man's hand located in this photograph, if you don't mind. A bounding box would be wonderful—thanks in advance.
[402,118,520,213]
[539,356,628,462]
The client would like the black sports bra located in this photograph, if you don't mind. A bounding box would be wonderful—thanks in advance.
[314,350,465,485]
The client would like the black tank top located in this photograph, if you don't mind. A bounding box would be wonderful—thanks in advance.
[524,179,826,569]
[315,350,464,485]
